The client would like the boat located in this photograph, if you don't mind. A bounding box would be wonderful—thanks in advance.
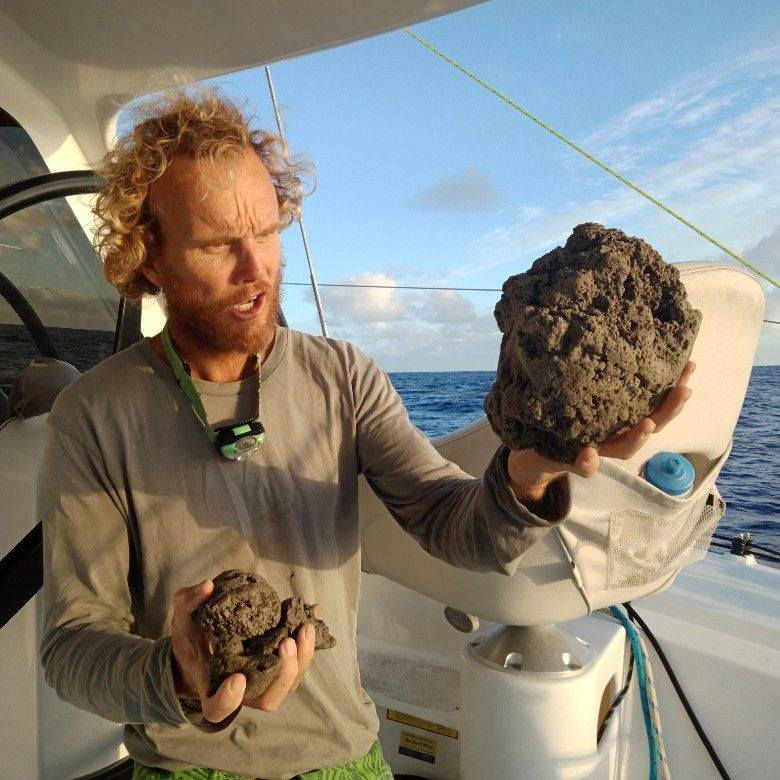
[0,2,777,778]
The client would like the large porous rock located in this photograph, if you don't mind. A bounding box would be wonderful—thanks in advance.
[483,223,701,463]
[195,570,336,698]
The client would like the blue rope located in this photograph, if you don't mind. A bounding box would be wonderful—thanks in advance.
[609,606,659,780]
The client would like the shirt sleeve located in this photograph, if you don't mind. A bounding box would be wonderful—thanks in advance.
[349,345,571,576]
[38,421,191,727]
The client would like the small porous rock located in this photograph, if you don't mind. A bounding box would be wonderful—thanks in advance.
[194,570,336,699]
[194,570,280,640]
[207,649,281,699]
[483,223,701,463]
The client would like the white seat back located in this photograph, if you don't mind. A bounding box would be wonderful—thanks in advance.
[360,263,765,625]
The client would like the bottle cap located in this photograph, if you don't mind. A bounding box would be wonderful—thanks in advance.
[643,451,695,496]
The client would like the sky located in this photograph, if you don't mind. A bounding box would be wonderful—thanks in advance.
[203,0,779,371]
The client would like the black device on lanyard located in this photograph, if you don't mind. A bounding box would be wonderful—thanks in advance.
[161,324,265,460]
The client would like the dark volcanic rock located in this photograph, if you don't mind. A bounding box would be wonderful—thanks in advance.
[280,597,336,650]
[195,570,336,699]
[194,570,280,640]
[207,647,282,699]
[483,223,701,463]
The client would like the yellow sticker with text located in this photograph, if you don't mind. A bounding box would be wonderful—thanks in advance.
[387,709,459,739]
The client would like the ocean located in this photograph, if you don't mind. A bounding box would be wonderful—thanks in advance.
[1,324,777,547]
[389,366,780,548]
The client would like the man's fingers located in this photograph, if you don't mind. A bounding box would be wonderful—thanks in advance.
[599,418,656,459]
[646,360,694,432]
[201,672,245,724]
[311,603,322,620]
[648,384,693,432]
[249,639,299,712]
[175,579,214,613]
[172,579,213,638]
[572,447,599,478]
[677,361,696,387]
[290,622,316,692]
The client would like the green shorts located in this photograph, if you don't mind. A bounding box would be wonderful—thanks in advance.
[131,739,393,779]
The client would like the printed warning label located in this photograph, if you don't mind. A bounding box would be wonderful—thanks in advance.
[398,731,437,764]
[387,709,459,739]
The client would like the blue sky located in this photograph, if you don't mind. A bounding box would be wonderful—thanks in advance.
[205,0,779,370]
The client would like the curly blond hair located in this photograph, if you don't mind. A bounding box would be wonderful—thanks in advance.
[92,85,313,300]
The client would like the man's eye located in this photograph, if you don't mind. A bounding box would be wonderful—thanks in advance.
[204,242,229,252]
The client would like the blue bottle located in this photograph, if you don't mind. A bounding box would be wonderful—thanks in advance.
[643,451,696,497]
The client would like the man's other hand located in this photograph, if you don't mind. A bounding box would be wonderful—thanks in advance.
[507,361,696,504]
[171,581,319,721]
[242,604,320,712]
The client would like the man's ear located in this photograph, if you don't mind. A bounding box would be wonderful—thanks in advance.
[140,252,164,289]
[141,194,165,290]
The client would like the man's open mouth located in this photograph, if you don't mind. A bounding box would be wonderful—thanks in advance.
[231,293,266,318]
[234,294,260,311]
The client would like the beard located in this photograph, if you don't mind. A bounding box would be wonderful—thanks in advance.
[160,258,284,355]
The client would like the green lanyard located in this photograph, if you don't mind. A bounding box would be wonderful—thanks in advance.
[161,323,266,460]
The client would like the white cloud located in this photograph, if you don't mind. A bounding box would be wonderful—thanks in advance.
[461,67,780,289]
[305,274,501,371]
[425,289,475,324]
[673,94,738,128]
[581,45,780,164]
[745,224,780,278]
[320,273,406,325]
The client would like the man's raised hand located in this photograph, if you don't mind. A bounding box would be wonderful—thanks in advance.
[507,361,696,504]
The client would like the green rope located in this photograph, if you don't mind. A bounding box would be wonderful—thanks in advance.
[402,27,779,290]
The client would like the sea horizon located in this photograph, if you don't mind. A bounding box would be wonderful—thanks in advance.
[2,324,777,548]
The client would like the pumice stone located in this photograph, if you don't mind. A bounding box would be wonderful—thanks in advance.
[484,222,701,464]
[195,570,336,698]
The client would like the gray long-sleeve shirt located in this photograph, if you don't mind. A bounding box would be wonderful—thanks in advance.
[39,325,569,779]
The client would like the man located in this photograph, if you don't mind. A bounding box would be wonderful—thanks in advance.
[39,87,693,780]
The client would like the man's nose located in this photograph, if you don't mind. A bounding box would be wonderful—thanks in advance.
[236,237,270,282]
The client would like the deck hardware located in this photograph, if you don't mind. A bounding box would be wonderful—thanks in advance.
[444,606,479,633]
[730,532,753,557]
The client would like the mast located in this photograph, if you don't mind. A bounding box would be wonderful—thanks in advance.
[264,65,330,339]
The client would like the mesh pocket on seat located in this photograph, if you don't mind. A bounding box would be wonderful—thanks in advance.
[606,492,726,589]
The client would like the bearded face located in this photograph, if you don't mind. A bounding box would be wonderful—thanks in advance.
[158,254,284,355]
[144,147,284,360]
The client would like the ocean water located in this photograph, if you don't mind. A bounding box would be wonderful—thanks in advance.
[389,366,780,548]
[0,323,115,396]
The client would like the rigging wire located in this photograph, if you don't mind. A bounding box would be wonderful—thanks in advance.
[264,66,330,338]
[712,531,780,554]
[402,27,779,290]
[282,282,778,325]
[283,281,502,292]
[708,540,780,565]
